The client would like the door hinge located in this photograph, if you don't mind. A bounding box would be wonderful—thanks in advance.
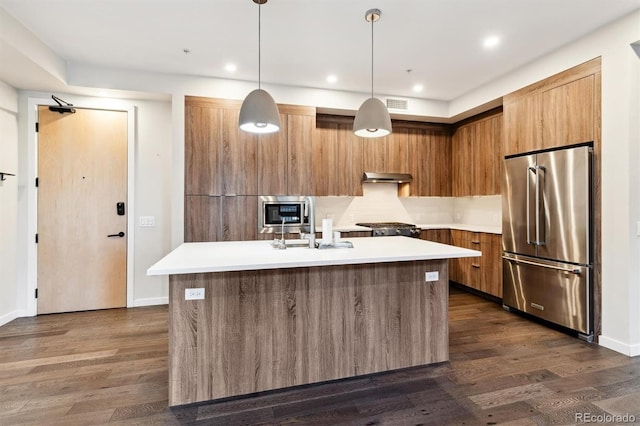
[35,288,38,299]
[35,177,39,187]
[35,233,38,244]
[35,122,39,132]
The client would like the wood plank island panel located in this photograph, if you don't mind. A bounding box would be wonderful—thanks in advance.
[168,259,449,406]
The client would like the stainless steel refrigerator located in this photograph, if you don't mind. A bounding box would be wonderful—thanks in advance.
[502,144,593,340]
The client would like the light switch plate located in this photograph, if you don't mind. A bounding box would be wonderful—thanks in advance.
[425,271,439,282]
[140,216,156,227]
[185,288,205,300]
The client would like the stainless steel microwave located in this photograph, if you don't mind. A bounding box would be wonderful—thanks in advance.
[258,196,314,234]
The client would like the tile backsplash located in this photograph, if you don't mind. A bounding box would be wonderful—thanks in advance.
[315,183,500,227]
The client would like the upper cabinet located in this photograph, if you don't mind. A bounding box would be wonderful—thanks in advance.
[185,97,452,198]
[313,119,364,196]
[362,131,408,174]
[503,58,600,156]
[406,127,452,197]
[452,111,503,196]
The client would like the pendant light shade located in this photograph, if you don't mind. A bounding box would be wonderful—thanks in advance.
[354,8,391,138]
[239,0,280,134]
[354,98,392,137]
[239,89,280,133]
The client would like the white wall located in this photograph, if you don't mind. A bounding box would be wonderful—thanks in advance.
[0,80,20,325]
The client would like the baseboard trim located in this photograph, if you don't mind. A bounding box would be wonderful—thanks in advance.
[599,335,640,357]
[133,297,168,307]
[0,309,31,327]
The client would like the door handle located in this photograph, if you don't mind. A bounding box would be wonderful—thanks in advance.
[107,232,125,238]
[502,255,581,274]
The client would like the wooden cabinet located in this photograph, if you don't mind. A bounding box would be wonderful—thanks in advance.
[335,123,364,196]
[406,129,452,196]
[503,93,542,156]
[451,125,474,197]
[287,112,315,195]
[185,102,224,196]
[257,113,288,195]
[450,230,502,298]
[542,75,595,150]
[185,195,258,242]
[341,231,371,238]
[420,229,451,245]
[362,130,408,174]
[503,58,599,156]
[452,111,502,196]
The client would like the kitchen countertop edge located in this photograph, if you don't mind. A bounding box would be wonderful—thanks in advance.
[147,236,481,276]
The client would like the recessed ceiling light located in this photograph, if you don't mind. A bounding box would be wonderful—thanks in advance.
[326,74,338,83]
[225,63,237,73]
[483,35,500,49]
[412,84,424,93]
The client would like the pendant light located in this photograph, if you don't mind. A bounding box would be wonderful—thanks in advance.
[239,0,281,134]
[353,8,392,138]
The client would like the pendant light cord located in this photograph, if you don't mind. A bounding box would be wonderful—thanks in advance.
[258,2,262,90]
[370,15,374,98]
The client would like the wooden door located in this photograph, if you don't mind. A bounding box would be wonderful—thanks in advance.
[37,106,127,314]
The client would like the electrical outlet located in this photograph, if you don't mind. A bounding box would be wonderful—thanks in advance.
[185,288,205,300]
[425,271,439,282]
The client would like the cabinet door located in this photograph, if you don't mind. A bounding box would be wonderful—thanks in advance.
[474,113,503,195]
[452,125,474,196]
[408,130,452,197]
[287,114,315,195]
[258,113,288,195]
[313,123,339,196]
[221,196,258,241]
[185,104,223,196]
[184,195,222,242]
[362,130,408,174]
[420,229,451,245]
[336,123,364,196]
[222,109,258,195]
[481,233,503,298]
[542,75,594,149]
[503,94,543,156]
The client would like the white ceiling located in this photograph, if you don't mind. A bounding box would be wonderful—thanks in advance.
[1,0,639,101]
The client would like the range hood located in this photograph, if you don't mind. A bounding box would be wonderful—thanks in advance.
[362,172,413,183]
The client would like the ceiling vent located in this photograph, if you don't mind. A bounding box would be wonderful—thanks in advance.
[386,98,409,110]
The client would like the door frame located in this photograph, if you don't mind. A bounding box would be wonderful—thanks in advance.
[26,96,136,316]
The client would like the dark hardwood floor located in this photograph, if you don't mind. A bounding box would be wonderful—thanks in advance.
[1,286,639,425]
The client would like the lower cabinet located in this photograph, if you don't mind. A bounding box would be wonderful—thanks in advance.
[449,229,502,298]
[420,229,451,245]
[185,195,260,242]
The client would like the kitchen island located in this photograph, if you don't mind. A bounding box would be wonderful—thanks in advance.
[148,236,480,406]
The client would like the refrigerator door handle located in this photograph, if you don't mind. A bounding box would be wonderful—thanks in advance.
[526,166,535,245]
[535,165,545,246]
[502,255,582,274]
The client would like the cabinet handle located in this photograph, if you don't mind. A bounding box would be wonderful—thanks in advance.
[471,263,481,268]
[471,240,480,244]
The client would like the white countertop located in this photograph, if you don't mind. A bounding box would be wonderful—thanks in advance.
[147,236,481,276]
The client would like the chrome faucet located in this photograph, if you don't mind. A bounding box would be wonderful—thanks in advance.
[302,196,316,248]
[271,217,287,250]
